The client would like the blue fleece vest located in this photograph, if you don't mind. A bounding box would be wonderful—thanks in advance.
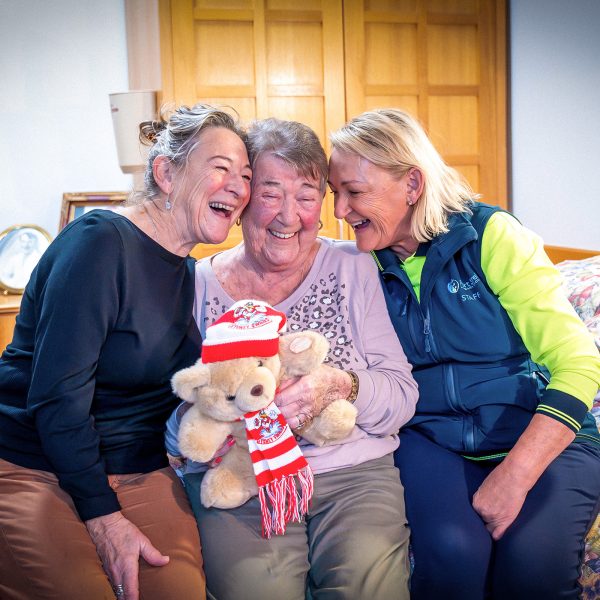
[374,203,550,455]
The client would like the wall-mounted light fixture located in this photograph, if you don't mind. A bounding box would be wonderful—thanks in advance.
[109,90,156,174]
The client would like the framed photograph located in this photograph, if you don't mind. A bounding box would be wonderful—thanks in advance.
[59,192,129,230]
[0,225,52,294]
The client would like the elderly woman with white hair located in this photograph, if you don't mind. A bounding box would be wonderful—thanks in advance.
[328,107,600,600]
[166,117,419,600]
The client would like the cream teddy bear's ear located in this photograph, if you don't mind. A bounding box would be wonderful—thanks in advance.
[171,360,211,402]
[279,331,330,377]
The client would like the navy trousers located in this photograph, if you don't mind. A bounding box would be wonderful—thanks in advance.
[395,428,600,600]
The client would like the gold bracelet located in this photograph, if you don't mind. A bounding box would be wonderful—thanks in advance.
[345,370,359,404]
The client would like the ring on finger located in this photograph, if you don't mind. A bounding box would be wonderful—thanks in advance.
[296,413,311,431]
[296,413,307,430]
[114,584,125,597]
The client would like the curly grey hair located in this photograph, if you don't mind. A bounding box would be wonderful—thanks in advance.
[139,103,246,199]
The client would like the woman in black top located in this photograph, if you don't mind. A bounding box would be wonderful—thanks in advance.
[0,103,252,600]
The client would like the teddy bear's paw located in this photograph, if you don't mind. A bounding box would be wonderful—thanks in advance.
[200,467,258,509]
[179,444,214,464]
[300,399,358,446]
[178,425,221,463]
[279,331,329,377]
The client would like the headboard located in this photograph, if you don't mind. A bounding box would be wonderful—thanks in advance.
[544,245,599,264]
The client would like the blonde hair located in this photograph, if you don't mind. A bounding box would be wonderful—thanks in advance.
[330,108,477,242]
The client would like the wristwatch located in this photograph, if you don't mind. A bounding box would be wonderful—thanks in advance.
[345,370,360,404]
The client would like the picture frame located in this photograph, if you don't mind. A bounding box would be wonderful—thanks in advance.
[0,225,53,294]
[59,192,129,230]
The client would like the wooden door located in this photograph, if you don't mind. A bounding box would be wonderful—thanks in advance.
[343,0,507,240]
[159,0,507,254]
[159,0,347,257]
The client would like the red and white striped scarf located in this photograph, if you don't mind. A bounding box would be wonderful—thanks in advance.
[245,401,313,538]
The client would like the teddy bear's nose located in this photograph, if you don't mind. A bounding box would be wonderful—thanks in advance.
[250,385,264,397]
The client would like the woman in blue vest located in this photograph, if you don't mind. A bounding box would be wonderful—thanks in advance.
[328,108,600,599]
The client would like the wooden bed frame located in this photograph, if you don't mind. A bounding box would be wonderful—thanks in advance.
[544,245,599,264]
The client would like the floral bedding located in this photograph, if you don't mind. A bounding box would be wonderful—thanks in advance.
[558,255,600,351]
[556,255,600,598]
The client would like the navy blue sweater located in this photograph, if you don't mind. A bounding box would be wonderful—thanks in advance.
[0,211,201,520]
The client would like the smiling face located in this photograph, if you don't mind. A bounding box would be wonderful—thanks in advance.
[329,148,420,256]
[172,127,252,245]
[242,153,323,272]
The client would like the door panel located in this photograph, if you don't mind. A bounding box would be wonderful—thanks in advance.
[343,0,507,245]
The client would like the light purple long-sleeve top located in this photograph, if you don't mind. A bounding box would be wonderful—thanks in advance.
[165,237,418,475]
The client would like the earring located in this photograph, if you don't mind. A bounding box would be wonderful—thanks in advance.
[407,198,414,206]
[235,218,242,227]
[318,220,323,230]
[165,195,172,210]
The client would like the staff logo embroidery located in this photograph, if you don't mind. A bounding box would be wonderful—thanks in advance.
[448,279,461,294]
[447,274,480,294]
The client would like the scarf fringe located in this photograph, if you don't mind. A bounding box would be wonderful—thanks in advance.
[258,466,314,538]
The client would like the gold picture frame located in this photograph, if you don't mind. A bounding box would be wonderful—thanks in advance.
[0,224,53,294]
[59,192,129,230]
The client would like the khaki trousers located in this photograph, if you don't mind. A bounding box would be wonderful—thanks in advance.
[0,458,205,600]
[185,455,411,600]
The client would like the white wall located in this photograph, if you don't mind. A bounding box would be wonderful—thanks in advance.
[0,0,132,238]
[1,1,598,249]
[510,0,600,250]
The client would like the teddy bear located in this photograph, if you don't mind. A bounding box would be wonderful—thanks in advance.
[170,299,357,530]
